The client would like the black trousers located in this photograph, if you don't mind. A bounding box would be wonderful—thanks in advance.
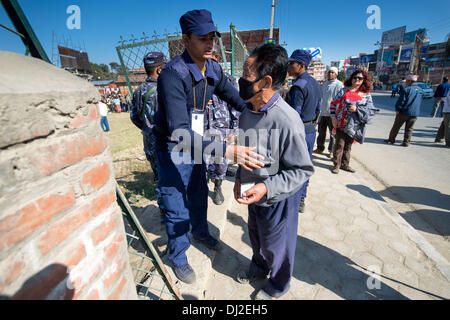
[316,116,335,152]
[388,113,417,144]
[333,129,354,169]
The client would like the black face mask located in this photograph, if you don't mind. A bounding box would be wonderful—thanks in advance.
[239,77,263,101]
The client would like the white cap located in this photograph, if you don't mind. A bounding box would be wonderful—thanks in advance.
[328,66,339,75]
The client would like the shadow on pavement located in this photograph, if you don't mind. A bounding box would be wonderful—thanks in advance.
[294,237,408,300]
[346,184,450,237]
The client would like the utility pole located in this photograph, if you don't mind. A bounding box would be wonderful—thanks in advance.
[270,0,276,39]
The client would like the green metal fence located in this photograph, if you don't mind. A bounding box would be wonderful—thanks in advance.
[115,24,249,95]
[116,184,182,300]
[229,23,249,78]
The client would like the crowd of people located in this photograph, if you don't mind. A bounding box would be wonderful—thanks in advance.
[101,9,448,300]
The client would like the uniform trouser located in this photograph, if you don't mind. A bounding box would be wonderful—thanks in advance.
[298,130,316,199]
[435,113,450,146]
[248,189,301,298]
[431,97,445,117]
[156,151,210,267]
[388,113,418,144]
[316,116,335,152]
[333,129,354,169]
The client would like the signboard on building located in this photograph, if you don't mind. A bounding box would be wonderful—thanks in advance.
[360,54,375,64]
[420,42,430,59]
[403,28,427,44]
[382,50,395,66]
[350,57,360,66]
[381,26,406,45]
[400,45,414,61]
[58,45,91,73]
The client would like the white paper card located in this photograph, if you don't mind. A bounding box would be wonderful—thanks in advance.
[191,113,204,136]
[240,183,255,198]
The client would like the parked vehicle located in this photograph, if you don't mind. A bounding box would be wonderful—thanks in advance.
[414,82,434,99]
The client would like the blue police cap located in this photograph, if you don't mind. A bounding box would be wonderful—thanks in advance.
[289,50,312,67]
[143,52,168,66]
[179,9,221,37]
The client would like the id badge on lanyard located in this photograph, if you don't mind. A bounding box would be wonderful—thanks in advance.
[191,111,204,136]
[191,76,207,137]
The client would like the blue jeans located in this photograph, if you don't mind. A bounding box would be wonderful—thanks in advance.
[156,151,210,267]
[100,116,110,132]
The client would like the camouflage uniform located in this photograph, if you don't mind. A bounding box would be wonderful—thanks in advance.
[205,73,240,180]
[130,77,159,178]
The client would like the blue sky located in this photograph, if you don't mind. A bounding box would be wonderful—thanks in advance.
[1,0,449,67]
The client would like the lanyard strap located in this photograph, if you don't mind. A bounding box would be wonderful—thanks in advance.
[192,74,208,112]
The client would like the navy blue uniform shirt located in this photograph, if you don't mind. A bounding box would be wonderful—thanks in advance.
[287,72,322,134]
[153,50,246,157]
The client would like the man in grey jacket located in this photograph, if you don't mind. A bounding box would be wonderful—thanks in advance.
[314,66,344,157]
[233,44,314,300]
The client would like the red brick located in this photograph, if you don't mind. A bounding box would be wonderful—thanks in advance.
[31,134,107,178]
[91,214,118,246]
[0,259,24,289]
[84,289,99,300]
[81,162,111,195]
[0,189,75,251]
[91,188,116,217]
[69,104,99,129]
[63,243,87,269]
[103,258,123,288]
[107,276,127,300]
[37,204,91,256]
[12,263,69,300]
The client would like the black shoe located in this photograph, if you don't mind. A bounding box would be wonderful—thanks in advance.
[299,198,305,213]
[313,149,324,154]
[435,139,442,143]
[401,142,409,147]
[173,264,196,284]
[213,179,224,205]
[384,139,394,144]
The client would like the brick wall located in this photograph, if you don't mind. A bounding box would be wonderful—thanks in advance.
[0,51,137,300]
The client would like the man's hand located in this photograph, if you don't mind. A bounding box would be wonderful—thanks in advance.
[225,145,264,172]
[237,183,267,205]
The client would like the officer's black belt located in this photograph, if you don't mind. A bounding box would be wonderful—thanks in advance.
[303,120,315,125]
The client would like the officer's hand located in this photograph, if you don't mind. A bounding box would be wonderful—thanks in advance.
[237,183,267,205]
[233,178,241,201]
[225,145,264,171]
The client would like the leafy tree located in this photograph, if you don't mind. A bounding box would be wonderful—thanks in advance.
[90,62,114,81]
[337,71,346,81]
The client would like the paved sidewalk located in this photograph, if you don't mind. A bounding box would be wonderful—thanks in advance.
[131,155,450,300]
[203,154,450,300]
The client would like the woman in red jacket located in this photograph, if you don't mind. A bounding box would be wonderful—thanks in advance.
[330,69,373,174]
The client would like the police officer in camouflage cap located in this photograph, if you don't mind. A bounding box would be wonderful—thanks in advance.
[205,48,240,205]
[130,51,168,218]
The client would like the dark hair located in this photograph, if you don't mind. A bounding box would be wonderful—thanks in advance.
[344,69,373,93]
[144,62,165,77]
[444,77,448,83]
[249,43,288,90]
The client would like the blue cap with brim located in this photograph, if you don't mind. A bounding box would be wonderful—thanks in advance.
[289,49,312,67]
[179,9,221,37]
[143,52,168,65]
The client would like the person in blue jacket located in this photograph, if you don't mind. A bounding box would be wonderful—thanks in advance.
[431,77,449,118]
[153,9,264,284]
[385,74,423,147]
[286,50,321,213]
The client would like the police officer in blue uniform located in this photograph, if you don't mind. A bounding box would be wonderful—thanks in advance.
[153,9,264,284]
[205,50,240,205]
[130,52,168,219]
[286,50,321,213]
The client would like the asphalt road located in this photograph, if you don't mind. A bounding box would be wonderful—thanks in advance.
[345,91,450,261]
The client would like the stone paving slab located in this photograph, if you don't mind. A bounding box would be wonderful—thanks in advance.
[204,153,450,300]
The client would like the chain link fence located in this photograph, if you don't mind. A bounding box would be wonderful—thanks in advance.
[230,23,249,78]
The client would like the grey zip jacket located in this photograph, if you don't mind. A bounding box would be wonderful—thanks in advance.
[236,94,315,207]
[321,79,344,116]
